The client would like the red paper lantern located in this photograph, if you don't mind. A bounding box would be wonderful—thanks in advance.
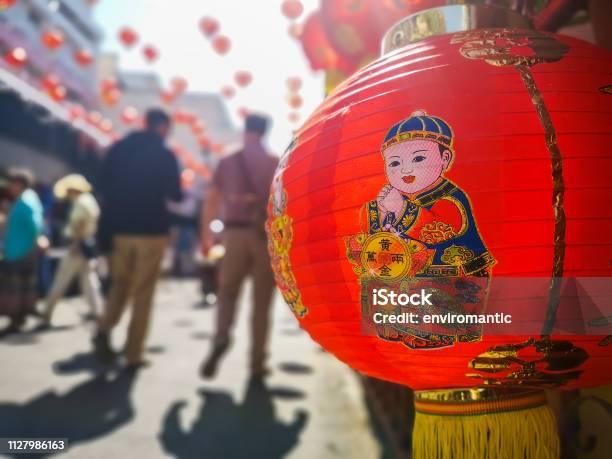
[191,120,206,135]
[118,27,138,47]
[0,0,17,10]
[281,0,303,20]
[170,76,188,94]
[41,29,65,50]
[286,93,303,109]
[41,74,60,92]
[212,35,231,55]
[197,135,211,149]
[234,70,252,88]
[300,12,341,71]
[41,74,66,102]
[288,112,300,123]
[288,22,304,40]
[221,85,235,99]
[160,90,176,104]
[286,76,302,92]
[142,45,159,63]
[4,47,27,67]
[67,104,85,121]
[121,106,139,125]
[237,107,250,118]
[199,16,220,37]
[74,50,93,67]
[268,23,612,458]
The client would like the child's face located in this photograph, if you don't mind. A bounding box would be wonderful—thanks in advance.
[383,140,451,194]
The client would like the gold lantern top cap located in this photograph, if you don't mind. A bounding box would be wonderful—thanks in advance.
[382,1,534,55]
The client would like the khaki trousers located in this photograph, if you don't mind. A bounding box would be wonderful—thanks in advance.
[43,252,101,321]
[215,228,276,371]
[99,235,167,364]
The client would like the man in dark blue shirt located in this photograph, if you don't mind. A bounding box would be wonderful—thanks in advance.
[94,109,182,368]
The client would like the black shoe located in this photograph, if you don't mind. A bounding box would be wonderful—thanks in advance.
[200,339,230,379]
[124,360,151,374]
[93,331,116,364]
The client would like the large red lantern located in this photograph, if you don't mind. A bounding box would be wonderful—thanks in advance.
[267,4,612,458]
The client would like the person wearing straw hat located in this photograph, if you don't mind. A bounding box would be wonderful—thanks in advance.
[38,174,102,328]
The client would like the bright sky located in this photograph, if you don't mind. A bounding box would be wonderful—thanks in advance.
[93,0,325,154]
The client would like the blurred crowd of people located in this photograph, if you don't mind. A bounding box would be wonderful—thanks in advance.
[0,108,278,380]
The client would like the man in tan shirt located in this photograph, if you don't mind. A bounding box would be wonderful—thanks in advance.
[200,114,278,379]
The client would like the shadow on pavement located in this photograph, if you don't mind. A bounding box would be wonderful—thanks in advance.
[278,362,313,375]
[0,370,137,458]
[52,351,114,375]
[159,379,308,459]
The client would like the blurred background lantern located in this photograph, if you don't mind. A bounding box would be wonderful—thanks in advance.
[286,93,303,109]
[281,0,304,20]
[4,47,27,67]
[211,35,231,55]
[142,44,159,63]
[199,16,220,37]
[0,0,17,11]
[286,76,302,92]
[267,2,612,458]
[118,26,138,48]
[41,29,65,50]
[234,70,252,87]
[74,49,93,67]
[220,85,235,99]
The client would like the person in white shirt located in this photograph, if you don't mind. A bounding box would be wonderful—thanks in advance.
[40,174,102,327]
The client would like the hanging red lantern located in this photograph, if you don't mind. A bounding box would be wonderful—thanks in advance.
[199,16,220,37]
[121,106,139,125]
[287,111,300,123]
[118,27,138,48]
[220,85,235,99]
[41,29,65,50]
[288,22,303,40]
[74,49,93,67]
[41,74,60,92]
[142,45,159,63]
[286,76,302,92]
[99,118,114,133]
[170,76,188,94]
[160,90,176,104]
[197,135,211,149]
[41,75,66,102]
[212,35,231,55]
[0,0,17,11]
[267,5,612,458]
[300,12,342,71]
[237,107,250,118]
[87,111,103,126]
[234,70,252,88]
[4,47,27,67]
[67,104,85,121]
[281,0,304,20]
[191,120,206,135]
[286,93,303,109]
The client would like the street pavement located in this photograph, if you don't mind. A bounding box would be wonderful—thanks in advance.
[0,279,386,459]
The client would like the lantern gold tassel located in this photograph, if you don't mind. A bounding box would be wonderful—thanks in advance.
[413,388,560,459]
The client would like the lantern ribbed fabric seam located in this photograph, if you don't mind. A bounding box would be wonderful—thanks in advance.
[414,390,547,416]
